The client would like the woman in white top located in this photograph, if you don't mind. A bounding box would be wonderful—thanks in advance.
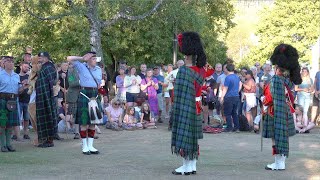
[124,66,142,107]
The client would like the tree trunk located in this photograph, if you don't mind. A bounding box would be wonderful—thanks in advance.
[85,0,103,61]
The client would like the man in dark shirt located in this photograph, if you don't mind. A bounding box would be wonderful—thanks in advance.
[58,62,69,99]
[138,64,147,79]
[13,62,31,140]
[15,53,32,74]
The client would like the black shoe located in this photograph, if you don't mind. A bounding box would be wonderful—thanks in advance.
[6,146,15,152]
[11,135,17,140]
[74,133,80,139]
[90,150,100,154]
[172,171,191,175]
[191,171,197,175]
[83,151,91,155]
[37,143,49,148]
[47,142,54,147]
[1,146,8,152]
[53,134,64,140]
[23,135,31,139]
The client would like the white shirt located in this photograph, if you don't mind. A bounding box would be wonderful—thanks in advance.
[165,69,179,90]
[124,75,142,93]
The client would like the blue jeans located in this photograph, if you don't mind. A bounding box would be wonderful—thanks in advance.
[224,96,240,131]
[297,93,311,115]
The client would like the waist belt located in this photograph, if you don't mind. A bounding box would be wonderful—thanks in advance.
[81,87,98,91]
[0,93,18,100]
[195,96,202,101]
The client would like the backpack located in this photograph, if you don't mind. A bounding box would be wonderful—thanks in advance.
[239,114,250,131]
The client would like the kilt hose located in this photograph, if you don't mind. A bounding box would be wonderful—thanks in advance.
[68,102,78,124]
[0,98,19,128]
[76,89,102,126]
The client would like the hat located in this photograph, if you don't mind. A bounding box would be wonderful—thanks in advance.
[153,66,159,70]
[177,32,207,67]
[38,52,51,60]
[96,57,102,63]
[1,56,14,61]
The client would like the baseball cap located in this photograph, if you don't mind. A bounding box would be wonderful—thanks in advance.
[38,52,51,60]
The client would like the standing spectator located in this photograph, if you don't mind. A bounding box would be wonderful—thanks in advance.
[59,62,69,100]
[36,52,59,148]
[216,63,228,117]
[17,62,31,140]
[255,62,263,79]
[242,70,257,129]
[153,66,164,123]
[25,46,33,55]
[124,66,142,107]
[311,70,320,126]
[27,56,41,146]
[99,63,113,96]
[259,64,273,97]
[113,60,128,84]
[295,67,313,121]
[141,68,159,118]
[116,66,127,103]
[163,64,173,119]
[138,64,147,79]
[66,63,80,139]
[220,64,242,132]
[212,63,222,80]
[202,76,217,128]
[15,53,32,74]
[0,56,27,152]
[67,52,102,155]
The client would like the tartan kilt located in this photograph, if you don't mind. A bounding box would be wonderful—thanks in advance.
[76,89,102,126]
[262,112,296,138]
[0,99,19,128]
[195,114,203,139]
[68,102,78,124]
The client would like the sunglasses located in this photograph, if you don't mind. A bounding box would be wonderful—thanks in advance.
[114,103,120,105]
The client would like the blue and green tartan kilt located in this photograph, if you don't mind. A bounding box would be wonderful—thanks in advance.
[76,89,102,126]
[68,102,78,124]
[195,114,203,139]
[262,114,296,138]
[0,99,19,128]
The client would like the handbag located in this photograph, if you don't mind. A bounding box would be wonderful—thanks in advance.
[6,100,17,111]
[135,78,149,105]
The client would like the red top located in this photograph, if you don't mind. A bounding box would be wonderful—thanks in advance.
[189,66,214,114]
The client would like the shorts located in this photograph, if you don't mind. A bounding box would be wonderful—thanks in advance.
[313,94,320,106]
[19,102,30,121]
[157,93,164,111]
[126,92,139,103]
[164,92,170,98]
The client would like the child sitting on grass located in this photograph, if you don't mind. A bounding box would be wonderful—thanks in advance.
[140,102,157,129]
[123,107,143,130]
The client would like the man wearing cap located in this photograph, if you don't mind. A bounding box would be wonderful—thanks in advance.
[67,52,102,155]
[36,52,58,148]
[0,56,28,152]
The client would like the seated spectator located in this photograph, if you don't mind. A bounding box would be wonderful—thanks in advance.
[105,98,124,131]
[58,101,74,133]
[102,95,110,125]
[123,107,143,130]
[294,105,315,133]
[140,102,157,129]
